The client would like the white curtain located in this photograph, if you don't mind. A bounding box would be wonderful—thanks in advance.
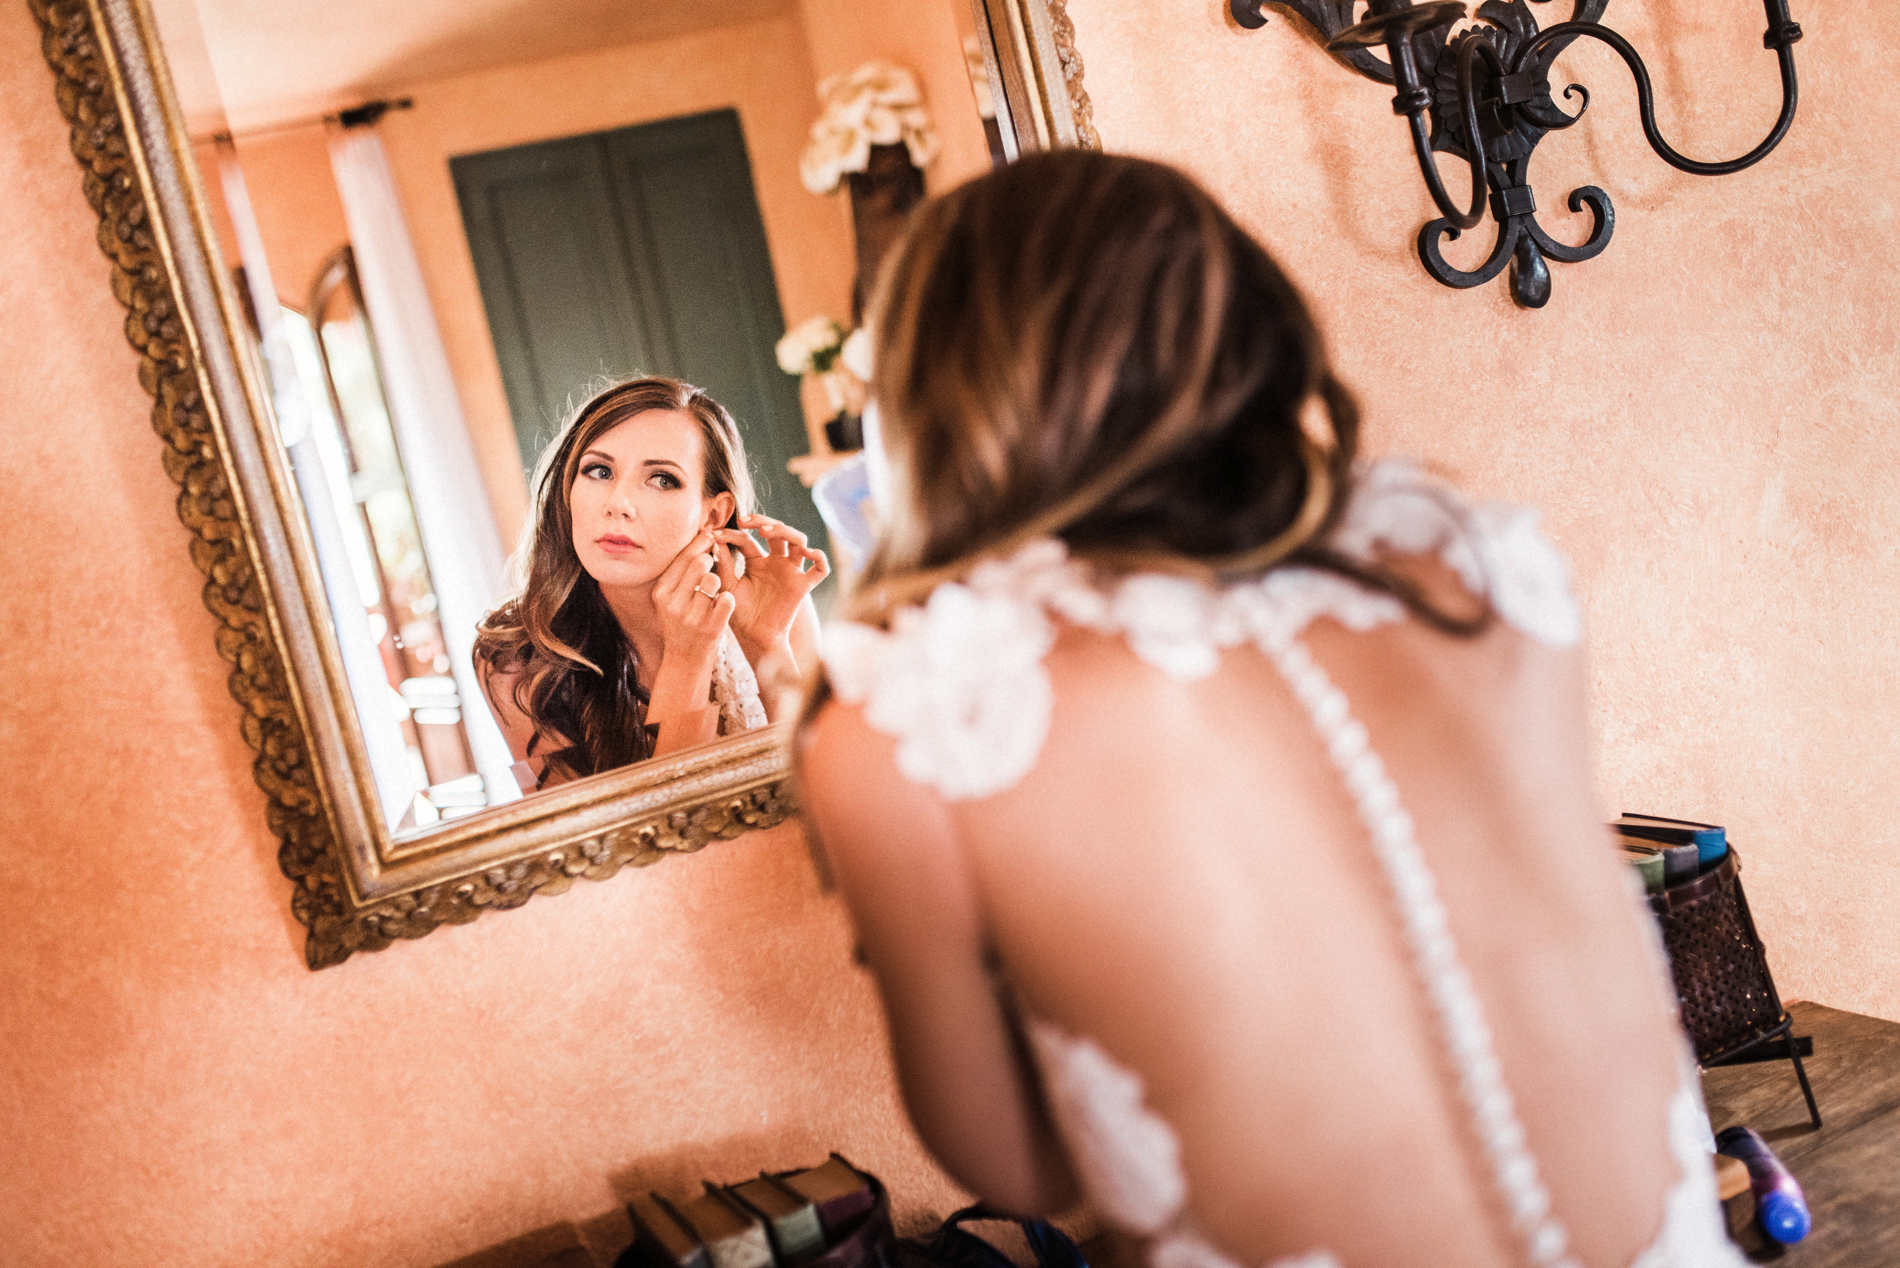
[216,149,421,831]
[326,126,520,808]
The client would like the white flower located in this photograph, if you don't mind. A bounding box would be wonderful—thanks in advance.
[898,106,941,169]
[963,34,997,120]
[1470,501,1583,647]
[839,326,873,381]
[820,62,924,109]
[1111,574,1224,680]
[863,103,903,146]
[967,538,1111,630]
[799,60,943,195]
[799,120,870,197]
[775,315,845,376]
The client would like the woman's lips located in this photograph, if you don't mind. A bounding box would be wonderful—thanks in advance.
[595,534,640,554]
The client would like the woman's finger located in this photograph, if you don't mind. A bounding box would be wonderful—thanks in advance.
[801,547,831,581]
[665,546,716,604]
[705,591,736,632]
[678,572,721,624]
[656,531,716,598]
[711,540,740,592]
[752,519,810,550]
[714,527,770,560]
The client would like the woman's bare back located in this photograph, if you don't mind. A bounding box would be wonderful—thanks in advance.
[804,468,1734,1268]
[956,582,1686,1267]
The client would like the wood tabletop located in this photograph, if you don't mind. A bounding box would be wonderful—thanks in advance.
[1702,1000,1900,1264]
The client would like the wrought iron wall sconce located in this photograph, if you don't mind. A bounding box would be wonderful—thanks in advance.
[1232,0,1803,308]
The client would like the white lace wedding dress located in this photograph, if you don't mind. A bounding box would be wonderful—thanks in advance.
[711,632,769,737]
[822,460,1746,1268]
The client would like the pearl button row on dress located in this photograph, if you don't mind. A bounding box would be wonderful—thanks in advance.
[1265,632,1584,1268]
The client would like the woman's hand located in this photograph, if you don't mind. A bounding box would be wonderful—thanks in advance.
[713,515,830,721]
[653,530,737,663]
[712,514,830,664]
[644,531,735,754]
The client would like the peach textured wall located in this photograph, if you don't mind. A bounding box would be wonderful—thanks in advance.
[0,11,966,1268]
[373,12,859,545]
[1068,3,1900,1018]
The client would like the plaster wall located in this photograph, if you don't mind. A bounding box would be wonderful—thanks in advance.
[0,11,962,1267]
[1067,1,1900,1017]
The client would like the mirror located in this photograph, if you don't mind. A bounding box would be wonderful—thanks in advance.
[35,0,1092,965]
[162,0,1008,833]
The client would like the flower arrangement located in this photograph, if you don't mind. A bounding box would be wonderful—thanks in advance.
[775,315,847,376]
[839,326,873,382]
[799,61,942,196]
[777,316,870,453]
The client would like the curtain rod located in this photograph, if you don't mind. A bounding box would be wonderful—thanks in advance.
[196,96,413,147]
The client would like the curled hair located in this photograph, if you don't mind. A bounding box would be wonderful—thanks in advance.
[474,376,754,783]
[847,151,1486,636]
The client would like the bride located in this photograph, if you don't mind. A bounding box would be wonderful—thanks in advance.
[476,376,827,789]
[797,154,1741,1267]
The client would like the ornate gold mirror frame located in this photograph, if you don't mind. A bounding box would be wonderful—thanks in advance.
[29,0,1094,969]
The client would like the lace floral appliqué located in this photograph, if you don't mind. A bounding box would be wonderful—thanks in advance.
[1029,1016,1341,1268]
[824,581,1058,800]
[822,459,1581,801]
[712,633,768,736]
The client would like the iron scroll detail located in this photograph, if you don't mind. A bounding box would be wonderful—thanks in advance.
[1232,0,1801,308]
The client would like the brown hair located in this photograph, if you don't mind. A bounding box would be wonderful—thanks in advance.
[474,376,755,783]
[846,150,1484,633]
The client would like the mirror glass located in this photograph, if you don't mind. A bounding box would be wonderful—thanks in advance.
[148,0,998,838]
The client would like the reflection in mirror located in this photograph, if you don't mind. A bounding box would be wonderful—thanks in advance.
[306,247,495,829]
[469,376,827,797]
[153,0,997,838]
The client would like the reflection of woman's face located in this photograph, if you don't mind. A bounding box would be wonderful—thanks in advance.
[568,408,732,591]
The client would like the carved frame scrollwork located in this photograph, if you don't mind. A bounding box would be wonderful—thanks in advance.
[33,0,343,923]
[973,0,1100,153]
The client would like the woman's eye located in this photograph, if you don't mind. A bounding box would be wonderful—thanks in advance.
[580,462,611,480]
[649,472,682,490]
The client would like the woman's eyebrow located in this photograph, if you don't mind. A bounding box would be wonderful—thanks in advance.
[577,448,615,465]
[640,458,687,471]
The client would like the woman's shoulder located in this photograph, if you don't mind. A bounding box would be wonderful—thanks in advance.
[818,458,1582,801]
[1327,457,1583,647]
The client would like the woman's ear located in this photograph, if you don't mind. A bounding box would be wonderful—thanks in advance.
[703,490,738,531]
